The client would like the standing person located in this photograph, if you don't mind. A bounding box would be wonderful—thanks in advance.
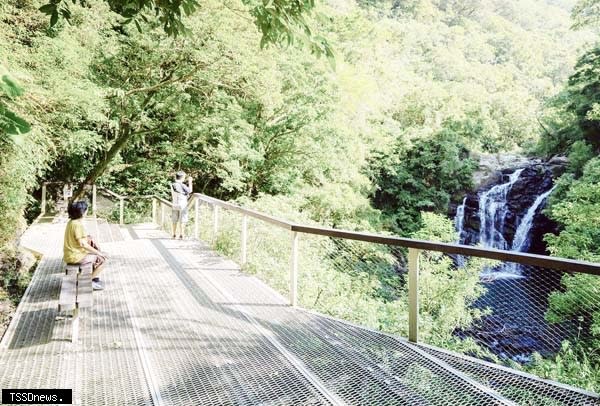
[63,201,108,290]
[171,171,191,239]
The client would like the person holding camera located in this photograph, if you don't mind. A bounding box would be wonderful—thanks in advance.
[171,171,192,239]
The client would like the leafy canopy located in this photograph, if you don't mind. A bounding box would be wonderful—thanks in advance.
[38,0,334,59]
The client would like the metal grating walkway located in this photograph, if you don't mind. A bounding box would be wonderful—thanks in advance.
[1,220,598,405]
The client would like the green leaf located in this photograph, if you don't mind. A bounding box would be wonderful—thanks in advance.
[60,6,72,20]
[0,105,31,135]
[50,11,59,27]
[0,76,24,98]
[39,4,56,15]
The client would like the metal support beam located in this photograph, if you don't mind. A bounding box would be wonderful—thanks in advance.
[152,198,157,224]
[241,215,248,266]
[290,231,299,307]
[213,205,219,240]
[92,185,97,216]
[408,248,421,343]
[41,183,47,215]
[119,198,124,225]
[194,198,200,240]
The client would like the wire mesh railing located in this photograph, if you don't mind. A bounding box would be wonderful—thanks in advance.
[427,258,586,363]
[38,183,600,397]
[147,192,600,396]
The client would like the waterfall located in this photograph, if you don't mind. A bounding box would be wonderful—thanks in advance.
[478,169,524,250]
[453,167,555,280]
[511,185,556,252]
[455,197,467,240]
[502,185,556,275]
[455,197,467,267]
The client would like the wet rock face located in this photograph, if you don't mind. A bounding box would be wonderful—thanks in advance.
[458,164,558,255]
[469,153,569,190]
[471,153,542,189]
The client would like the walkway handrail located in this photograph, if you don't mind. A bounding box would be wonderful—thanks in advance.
[193,193,293,230]
[289,224,600,276]
[181,192,600,344]
[41,182,600,276]
[191,193,600,276]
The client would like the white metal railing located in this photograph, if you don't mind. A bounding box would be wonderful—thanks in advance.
[149,192,600,345]
[40,182,600,345]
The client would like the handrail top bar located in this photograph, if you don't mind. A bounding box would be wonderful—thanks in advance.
[192,192,599,275]
[193,193,293,230]
[290,224,600,276]
[41,181,600,275]
[153,195,173,207]
[98,187,125,200]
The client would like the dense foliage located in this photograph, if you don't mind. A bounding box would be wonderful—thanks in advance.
[368,129,476,236]
[1,0,599,393]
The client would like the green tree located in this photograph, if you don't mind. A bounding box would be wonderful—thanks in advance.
[39,0,333,56]
[572,0,600,29]
[368,128,476,236]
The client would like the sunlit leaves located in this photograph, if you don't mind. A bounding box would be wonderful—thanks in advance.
[572,0,600,29]
[0,74,31,137]
[37,0,333,60]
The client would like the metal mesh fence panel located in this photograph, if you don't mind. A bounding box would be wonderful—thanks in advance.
[191,201,293,299]
[297,234,410,337]
[419,252,600,394]
[242,216,292,299]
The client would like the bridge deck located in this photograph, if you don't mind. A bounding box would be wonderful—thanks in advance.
[1,218,597,405]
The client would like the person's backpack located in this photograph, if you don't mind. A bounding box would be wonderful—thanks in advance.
[171,183,188,209]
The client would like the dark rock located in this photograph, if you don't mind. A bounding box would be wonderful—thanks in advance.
[456,164,557,252]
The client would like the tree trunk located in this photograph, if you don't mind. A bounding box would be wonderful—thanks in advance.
[72,128,135,200]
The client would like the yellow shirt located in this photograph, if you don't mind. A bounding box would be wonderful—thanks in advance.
[63,219,87,264]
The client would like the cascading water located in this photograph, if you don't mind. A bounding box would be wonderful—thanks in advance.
[504,185,557,275]
[511,185,556,253]
[478,169,523,251]
[454,197,467,240]
[453,165,561,361]
[455,168,555,280]
[454,197,467,267]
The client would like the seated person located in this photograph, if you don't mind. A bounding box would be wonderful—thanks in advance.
[63,201,108,290]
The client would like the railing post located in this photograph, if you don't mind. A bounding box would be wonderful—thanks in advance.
[241,215,248,266]
[41,183,47,215]
[194,197,200,240]
[92,184,97,216]
[119,198,124,225]
[290,231,299,307]
[161,202,165,229]
[152,198,157,224]
[213,205,219,240]
[408,248,421,343]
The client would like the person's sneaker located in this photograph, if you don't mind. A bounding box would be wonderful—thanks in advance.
[92,280,104,291]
